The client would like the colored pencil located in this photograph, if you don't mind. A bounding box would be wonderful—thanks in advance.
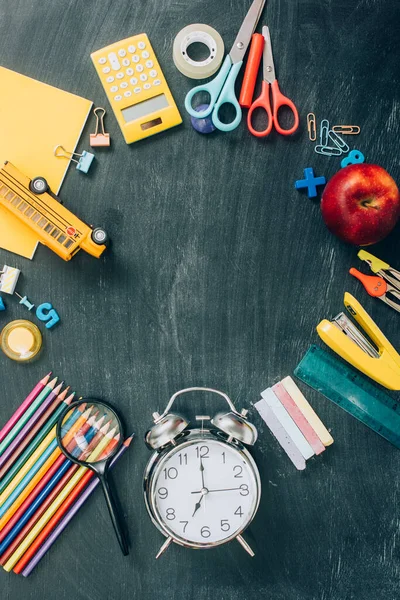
[0,377,58,456]
[272,383,326,455]
[0,407,92,526]
[0,404,84,509]
[13,431,121,574]
[19,435,133,577]
[0,383,65,471]
[0,394,76,546]
[0,373,51,445]
[0,418,108,562]
[3,428,118,571]
[0,395,78,495]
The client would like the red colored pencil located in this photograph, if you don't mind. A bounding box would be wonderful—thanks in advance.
[13,434,121,574]
[0,394,75,545]
[0,387,69,479]
[0,464,79,565]
[0,374,52,444]
[0,418,109,565]
[20,436,133,576]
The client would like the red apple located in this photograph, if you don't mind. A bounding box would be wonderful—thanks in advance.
[321,164,400,246]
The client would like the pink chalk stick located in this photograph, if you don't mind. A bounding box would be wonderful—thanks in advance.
[272,383,326,455]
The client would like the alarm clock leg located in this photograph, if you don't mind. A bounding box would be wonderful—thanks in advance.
[236,535,255,557]
[156,536,173,559]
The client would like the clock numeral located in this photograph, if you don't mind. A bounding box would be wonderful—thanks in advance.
[200,526,211,538]
[163,467,178,480]
[180,520,188,533]
[220,519,230,532]
[166,508,176,520]
[234,506,243,517]
[233,465,243,478]
[239,484,249,496]
[222,452,226,464]
[157,487,168,500]
[178,452,188,466]
[196,445,209,459]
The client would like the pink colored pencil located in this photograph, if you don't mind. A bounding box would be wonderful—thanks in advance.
[272,383,325,455]
[0,373,52,445]
[0,383,65,472]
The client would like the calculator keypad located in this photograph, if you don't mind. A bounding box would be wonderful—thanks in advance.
[95,42,162,100]
[93,33,171,134]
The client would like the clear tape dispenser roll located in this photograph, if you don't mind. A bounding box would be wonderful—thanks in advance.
[173,24,225,80]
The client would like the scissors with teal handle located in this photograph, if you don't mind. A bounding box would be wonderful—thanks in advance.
[184,0,267,132]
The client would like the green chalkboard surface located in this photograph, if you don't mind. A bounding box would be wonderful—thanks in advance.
[0,1,399,599]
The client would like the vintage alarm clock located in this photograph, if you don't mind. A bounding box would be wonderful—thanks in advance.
[144,387,261,558]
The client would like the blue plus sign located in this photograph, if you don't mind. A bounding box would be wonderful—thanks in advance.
[295,168,326,198]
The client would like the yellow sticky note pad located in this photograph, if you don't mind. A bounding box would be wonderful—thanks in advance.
[0,66,92,259]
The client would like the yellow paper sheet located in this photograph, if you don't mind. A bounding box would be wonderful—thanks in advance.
[0,66,92,259]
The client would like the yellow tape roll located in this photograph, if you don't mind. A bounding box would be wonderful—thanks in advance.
[173,24,225,79]
[0,320,42,362]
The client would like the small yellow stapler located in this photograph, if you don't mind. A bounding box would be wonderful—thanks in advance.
[316,292,400,390]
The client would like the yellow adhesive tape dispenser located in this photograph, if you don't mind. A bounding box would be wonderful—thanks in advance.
[316,292,400,391]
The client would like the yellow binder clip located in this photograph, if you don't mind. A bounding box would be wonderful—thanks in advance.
[316,292,400,390]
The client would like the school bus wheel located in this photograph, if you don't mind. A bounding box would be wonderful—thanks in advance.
[91,227,108,246]
[29,177,49,195]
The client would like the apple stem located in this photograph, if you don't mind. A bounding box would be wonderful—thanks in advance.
[361,199,378,209]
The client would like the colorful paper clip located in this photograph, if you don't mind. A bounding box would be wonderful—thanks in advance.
[307,113,317,141]
[320,119,329,146]
[332,125,360,135]
[90,107,110,147]
[54,145,94,174]
[328,130,349,154]
[314,119,342,156]
[315,145,342,156]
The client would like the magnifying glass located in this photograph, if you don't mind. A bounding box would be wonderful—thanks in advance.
[56,398,129,556]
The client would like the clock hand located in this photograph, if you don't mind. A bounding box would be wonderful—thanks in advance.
[192,493,204,517]
[200,457,205,489]
[191,487,242,494]
[199,457,207,512]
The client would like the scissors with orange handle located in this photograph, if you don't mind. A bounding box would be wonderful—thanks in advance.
[247,26,299,137]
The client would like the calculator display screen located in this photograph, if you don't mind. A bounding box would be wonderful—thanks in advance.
[121,94,169,123]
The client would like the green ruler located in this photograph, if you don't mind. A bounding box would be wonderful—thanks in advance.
[294,345,400,448]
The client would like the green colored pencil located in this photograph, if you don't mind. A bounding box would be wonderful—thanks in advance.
[0,392,76,495]
[0,378,58,456]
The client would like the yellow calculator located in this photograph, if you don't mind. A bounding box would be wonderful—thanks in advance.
[91,34,182,144]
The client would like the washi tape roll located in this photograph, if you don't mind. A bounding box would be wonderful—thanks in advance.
[173,24,225,79]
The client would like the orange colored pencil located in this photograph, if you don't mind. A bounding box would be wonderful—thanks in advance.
[13,432,121,574]
[0,420,110,565]
[0,407,94,529]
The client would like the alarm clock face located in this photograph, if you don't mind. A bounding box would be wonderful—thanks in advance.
[145,432,261,548]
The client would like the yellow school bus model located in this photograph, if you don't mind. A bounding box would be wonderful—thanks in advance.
[0,161,108,261]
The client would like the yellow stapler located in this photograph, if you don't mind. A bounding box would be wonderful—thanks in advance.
[316,292,400,390]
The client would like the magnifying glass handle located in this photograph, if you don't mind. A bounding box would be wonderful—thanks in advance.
[99,473,129,556]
